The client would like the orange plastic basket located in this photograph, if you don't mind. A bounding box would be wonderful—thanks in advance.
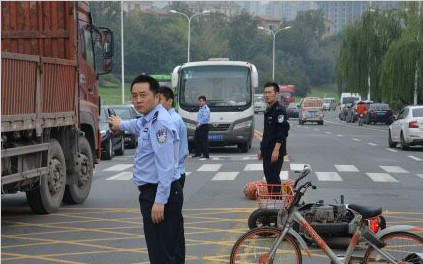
[255,180,294,210]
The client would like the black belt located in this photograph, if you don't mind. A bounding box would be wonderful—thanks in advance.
[138,180,179,192]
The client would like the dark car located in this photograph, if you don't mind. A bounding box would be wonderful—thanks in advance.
[286,103,299,118]
[100,106,125,160]
[365,103,393,125]
[110,104,141,148]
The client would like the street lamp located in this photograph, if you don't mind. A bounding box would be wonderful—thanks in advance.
[258,26,291,81]
[170,10,210,62]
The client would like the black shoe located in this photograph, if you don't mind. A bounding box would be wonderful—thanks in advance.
[192,155,201,158]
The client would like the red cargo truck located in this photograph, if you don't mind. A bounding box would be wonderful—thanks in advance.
[1,1,114,213]
[279,85,295,106]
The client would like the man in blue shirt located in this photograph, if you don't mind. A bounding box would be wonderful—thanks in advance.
[159,86,188,263]
[193,95,211,159]
[109,75,184,264]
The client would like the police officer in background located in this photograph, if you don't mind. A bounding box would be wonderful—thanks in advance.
[258,82,290,189]
[193,95,210,159]
[109,75,184,264]
[159,86,188,263]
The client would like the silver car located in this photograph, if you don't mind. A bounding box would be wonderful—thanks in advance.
[254,94,266,114]
[389,105,423,150]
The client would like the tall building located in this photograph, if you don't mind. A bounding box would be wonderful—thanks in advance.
[317,1,403,33]
[186,2,242,17]
[262,1,318,21]
[238,2,261,16]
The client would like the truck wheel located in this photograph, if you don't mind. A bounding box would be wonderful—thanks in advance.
[238,143,249,153]
[63,137,93,204]
[26,139,66,214]
[114,137,125,156]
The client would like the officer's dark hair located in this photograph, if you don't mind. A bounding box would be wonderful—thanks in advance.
[130,75,160,95]
[198,95,207,101]
[159,86,174,101]
[264,82,279,93]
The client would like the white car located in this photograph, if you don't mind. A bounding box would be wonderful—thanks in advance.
[388,105,423,150]
[254,94,266,114]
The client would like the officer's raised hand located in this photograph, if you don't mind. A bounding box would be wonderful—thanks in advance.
[271,144,281,163]
[151,203,165,224]
[109,116,122,133]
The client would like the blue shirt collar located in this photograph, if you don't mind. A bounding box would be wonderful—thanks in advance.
[142,104,162,124]
[200,104,207,109]
[169,108,176,114]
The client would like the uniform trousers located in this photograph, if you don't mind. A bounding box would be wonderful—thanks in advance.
[138,180,183,264]
[194,124,209,158]
[263,155,284,193]
[175,174,186,263]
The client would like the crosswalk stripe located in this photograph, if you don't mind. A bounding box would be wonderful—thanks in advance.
[211,172,239,181]
[290,164,310,171]
[385,148,398,153]
[262,171,290,181]
[186,172,192,176]
[197,164,222,172]
[106,172,133,181]
[103,164,133,172]
[366,173,398,182]
[244,164,262,171]
[408,155,422,161]
[334,165,359,172]
[417,174,423,180]
[367,143,378,146]
[352,138,361,142]
[325,131,331,134]
[380,166,409,174]
[315,172,342,181]
[337,134,343,137]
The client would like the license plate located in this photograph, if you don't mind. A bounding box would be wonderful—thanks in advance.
[377,112,385,115]
[209,134,224,141]
[307,112,318,117]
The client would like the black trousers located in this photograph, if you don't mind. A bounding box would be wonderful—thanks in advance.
[263,155,284,193]
[194,124,209,158]
[175,174,186,263]
[138,181,184,264]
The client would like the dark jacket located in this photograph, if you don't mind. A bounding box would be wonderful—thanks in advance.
[260,101,290,156]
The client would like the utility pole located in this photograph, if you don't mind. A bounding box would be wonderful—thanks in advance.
[414,1,421,105]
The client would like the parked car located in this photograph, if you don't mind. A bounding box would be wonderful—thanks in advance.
[109,104,141,148]
[323,98,336,111]
[346,100,372,123]
[365,103,393,125]
[286,103,299,118]
[100,106,125,160]
[299,97,324,125]
[389,106,423,150]
[254,94,266,114]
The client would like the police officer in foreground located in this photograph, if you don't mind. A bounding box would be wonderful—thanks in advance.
[258,82,290,190]
[159,86,188,262]
[109,75,184,264]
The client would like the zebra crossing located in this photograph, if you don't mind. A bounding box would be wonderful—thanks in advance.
[100,162,422,184]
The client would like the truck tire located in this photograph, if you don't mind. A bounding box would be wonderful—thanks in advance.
[63,137,93,204]
[26,139,66,214]
[102,138,113,160]
[114,136,125,156]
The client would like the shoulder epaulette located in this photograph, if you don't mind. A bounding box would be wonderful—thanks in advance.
[152,111,159,124]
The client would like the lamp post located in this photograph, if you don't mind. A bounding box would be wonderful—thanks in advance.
[258,26,291,80]
[170,10,210,62]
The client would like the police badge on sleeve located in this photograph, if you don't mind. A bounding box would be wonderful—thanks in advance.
[156,128,167,144]
[278,115,284,123]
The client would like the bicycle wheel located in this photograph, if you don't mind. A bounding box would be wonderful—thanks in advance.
[230,227,302,264]
[364,231,423,264]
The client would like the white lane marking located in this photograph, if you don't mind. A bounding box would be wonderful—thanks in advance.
[334,165,359,172]
[367,143,378,146]
[380,166,409,174]
[325,131,332,134]
[211,172,239,181]
[290,164,310,171]
[103,164,133,172]
[337,134,343,137]
[385,148,398,153]
[352,138,361,142]
[408,155,422,161]
[366,173,398,182]
[211,157,221,161]
[314,128,320,131]
[296,125,301,128]
[262,171,289,181]
[324,119,388,132]
[315,172,342,181]
[106,172,133,181]
[417,174,423,180]
[186,172,192,176]
[280,171,289,180]
[197,164,222,172]
[244,164,263,171]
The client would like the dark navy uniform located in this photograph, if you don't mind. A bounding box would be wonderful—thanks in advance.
[260,101,290,186]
